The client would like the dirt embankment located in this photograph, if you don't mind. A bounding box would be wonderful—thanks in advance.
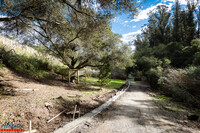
[0,67,125,133]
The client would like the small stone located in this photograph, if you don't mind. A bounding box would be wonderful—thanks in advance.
[45,102,53,108]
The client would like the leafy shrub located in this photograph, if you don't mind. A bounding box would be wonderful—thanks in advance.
[158,66,200,107]
[0,59,3,68]
[191,39,200,49]
[0,47,64,78]
[162,58,171,68]
[98,57,111,87]
[86,71,99,78]
[166,42,185,67]
[146,66,163,89]
[136,56,162,73]
[133,70,143,77]
[193,52,200,65]
[111,68,127,80]
[0,59,4,77]
[133,55,170,89]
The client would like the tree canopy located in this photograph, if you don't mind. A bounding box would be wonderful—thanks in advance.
[0,0,137,70]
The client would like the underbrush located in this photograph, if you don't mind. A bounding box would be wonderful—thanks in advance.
[158,66,200,108]
[152,94,200,118]
[0,59,4,77]
[133,52,200,108]
[0,36,66,78]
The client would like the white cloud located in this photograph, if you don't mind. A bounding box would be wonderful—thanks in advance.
[112,18,132,28]
[131,3,173,22]
[0,15,7,18]
[112,17,120,23]
[132,25,137,28]
[162,0,188,5]
[0,15,7,28]
[130,45,136,51]
[121,29,142,43]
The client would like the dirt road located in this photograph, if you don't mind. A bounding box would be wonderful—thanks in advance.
[73,82,200,133]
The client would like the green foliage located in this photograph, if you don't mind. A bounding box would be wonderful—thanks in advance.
[132,53,170,88]
[146,66,163,89]
[191,39,200,49]
[0,59,4,77]
[128,1,200,109]
[158,66,200,107]
[98,57,111,87]
[134,56,161,73]
[191,39,200,65]
[86,71,99,78]
[0,0,137,72]
[0,47,65,78]
[85,77,126,88]
[132,1,200,68]
[162,58,171,68]
[193,52,200,65]
[165,42,185,67]
[111,68,127,80]
[133,70,143,78]
[106,79,126,88]
[0,59,3,68]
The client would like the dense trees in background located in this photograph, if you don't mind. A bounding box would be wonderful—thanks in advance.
[130,0,200,107]
[133,0,200,71]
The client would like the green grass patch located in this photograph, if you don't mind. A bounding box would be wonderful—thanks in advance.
[155,95,171,100]
[85,77,99,85]
[127,78,134,82]
[152,93,200,117]
[106,79,126,88]
[82,77,126,88]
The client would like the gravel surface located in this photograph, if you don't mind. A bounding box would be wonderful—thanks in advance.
[73,82,200,133]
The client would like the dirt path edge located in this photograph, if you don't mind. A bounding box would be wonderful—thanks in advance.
[53,81,131,133]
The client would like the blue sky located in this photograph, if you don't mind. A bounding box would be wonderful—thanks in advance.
[111,0,189,44]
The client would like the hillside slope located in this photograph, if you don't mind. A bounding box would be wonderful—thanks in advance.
[0,36,118,132]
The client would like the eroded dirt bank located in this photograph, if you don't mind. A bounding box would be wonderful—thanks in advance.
[0,68,122,133]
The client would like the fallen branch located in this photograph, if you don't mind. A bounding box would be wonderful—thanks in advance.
[73,105,77,121]
[66,111,79,115]
[14,89,39,91]
[47,105,80,123]
[47,109,68,123]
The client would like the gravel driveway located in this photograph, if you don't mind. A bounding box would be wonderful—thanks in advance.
[73,82,200,133]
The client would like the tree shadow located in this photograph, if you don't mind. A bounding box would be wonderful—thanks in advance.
[90,84,200,133]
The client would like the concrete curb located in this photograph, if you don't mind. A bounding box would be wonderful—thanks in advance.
[53,81,131,133]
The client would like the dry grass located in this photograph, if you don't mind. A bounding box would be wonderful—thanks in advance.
[0,35,65,68]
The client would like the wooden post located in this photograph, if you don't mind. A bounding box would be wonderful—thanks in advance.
[73,105,77,121]
[77,70,79,84]
[29,120,31,133]
[85,70,87,85]
[78,108,81,118]
[68,69,71,84]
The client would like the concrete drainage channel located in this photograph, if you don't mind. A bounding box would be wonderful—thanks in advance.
[54,81,131,133]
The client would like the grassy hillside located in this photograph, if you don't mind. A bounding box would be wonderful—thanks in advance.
[0,35,66,78]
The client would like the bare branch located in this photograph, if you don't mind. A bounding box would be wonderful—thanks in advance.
[61,0,93,17]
